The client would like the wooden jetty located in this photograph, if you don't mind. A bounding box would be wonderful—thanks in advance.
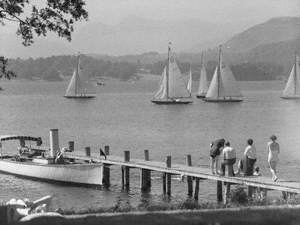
[65,146,300,203]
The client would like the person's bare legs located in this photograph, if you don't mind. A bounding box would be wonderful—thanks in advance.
[210,157,215,174]
[269,161,278,181]
[215,155,220,174]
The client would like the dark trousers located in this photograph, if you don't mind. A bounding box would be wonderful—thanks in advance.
[221,158,236,176]
[240,157,256,176]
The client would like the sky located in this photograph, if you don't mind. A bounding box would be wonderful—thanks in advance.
[85,0,300,25]
[1,0,300,33]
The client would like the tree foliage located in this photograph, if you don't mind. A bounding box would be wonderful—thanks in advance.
[0,0,88,78]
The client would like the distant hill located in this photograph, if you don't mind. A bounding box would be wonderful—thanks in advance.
[224,17,300,52]
[0,16,245,58]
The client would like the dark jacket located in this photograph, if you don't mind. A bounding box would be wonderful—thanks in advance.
[210,139,225,158]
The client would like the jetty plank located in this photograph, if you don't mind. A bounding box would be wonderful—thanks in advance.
[64,153,300,194]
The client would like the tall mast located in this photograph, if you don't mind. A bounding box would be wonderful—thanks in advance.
[75,53,80,95]
[295,52,297,95]
[166,42,171,99]
[217,45,222,98]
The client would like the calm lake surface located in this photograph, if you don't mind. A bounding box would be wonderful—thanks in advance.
[0,78,299,211]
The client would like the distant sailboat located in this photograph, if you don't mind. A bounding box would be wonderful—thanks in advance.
[187,65,192,95]
[64,54,96,99]
[203,46,243,102]
[151,44,192,104]
[281,53,300,99]
[196,54,208,98]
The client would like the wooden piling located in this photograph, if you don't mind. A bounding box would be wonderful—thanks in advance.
[194,178,200,200]
[217,181,223,202]
[104,145,110,155]
[85,146,91,157]
[141,150,151,192]
[166,156,172,196]
[124,151,130,190]
[186,155,193,197]
[102,146,110,188]
[0,205,8,225]
[121,166,125,189]
[224,183,231,204]
[248,186,254,199]
[162,173,166,194]
[68,141,74,152]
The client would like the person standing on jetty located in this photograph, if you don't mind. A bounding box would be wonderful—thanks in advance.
[209,138,225,174]
[268,135,280,181]
[220,141,236,176]
[236,139,257,176]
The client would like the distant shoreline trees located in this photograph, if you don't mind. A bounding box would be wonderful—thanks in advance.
[7,55,283,82]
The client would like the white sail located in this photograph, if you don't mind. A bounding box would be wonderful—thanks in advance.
[205,47,242,100]
[205,67,219,99]
[283,55,300,97]
[168,58,191,98]
[219,64,243,97]
[187,67,192,95]
[154,67,168,99]
[76,60,96,95]
[152,46,192,103]
[65,55,96,97]
[283,65,296,97]
[65,69,78,96]
[197,64,208,96]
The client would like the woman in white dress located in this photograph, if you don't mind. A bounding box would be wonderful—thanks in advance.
[267,135,280,181]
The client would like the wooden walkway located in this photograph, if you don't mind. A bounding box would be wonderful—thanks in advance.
[65,150,300,195]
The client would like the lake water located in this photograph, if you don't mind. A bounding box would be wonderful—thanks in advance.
[0,78,299,211]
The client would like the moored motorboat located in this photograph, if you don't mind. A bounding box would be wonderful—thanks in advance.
[0,130,103,186]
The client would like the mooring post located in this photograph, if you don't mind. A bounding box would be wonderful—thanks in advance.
[141,149,151,192]
[68,141,74,152]
[102,145,110,188]
[104,145,110,156]
[162,173,166,194]
[194,178,200,200]
[186,155,193,197]
[166,156,172,196]
[121,166,125,189]
[248,186,254,199]
[217,180,223,202]
[0,205,8,225]
[85,146,91,157]
[224,183,231,204]
[124,151,130,190]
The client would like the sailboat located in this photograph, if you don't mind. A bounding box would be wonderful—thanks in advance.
[196,54,209,98]
[64,54,96,99]
[151,45,193,104]
[281,53,300,99]
[187,65,192,95]
[203,46,243,102]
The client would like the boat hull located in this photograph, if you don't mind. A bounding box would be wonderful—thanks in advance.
[64,95,95,99]
[151,99,192,104]
[280,96,300,99]
[196,95,206,99]
[0,160,103,186]
[203,98,243,102]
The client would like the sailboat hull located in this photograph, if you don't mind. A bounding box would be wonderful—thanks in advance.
[151,99,192,104]
[64,95,96,99]
[196,94,206,99]
[280,95,300,99]
[203,97,243,102]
